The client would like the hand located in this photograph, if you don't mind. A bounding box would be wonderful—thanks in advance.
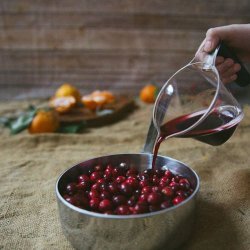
[195,24,250,84]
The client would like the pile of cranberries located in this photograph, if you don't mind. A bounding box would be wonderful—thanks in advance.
[62,163,194,215]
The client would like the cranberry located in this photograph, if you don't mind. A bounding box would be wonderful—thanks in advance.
[65,183,78,195]
[161,186,174,197]
[120,182,133,196]
[91,182,101,191]
[176,190,188,198]
[89,198,100,210]
[127,195,137,206]
[89,190,100,199]
[159,176,171,187]
[173,196,185,205]
[179,178,191,190]
[139,193,148,203]
[139,179,151,188]
[160,200,172,209]
[99,183,109,192]
[126,168,138,177]
[147,192,162,205]
[151,186,162,193]
[108,182,120,194]
[79,196,89,208]
[90,171,103,182]
[141,186,152,194]
[78,174,90,183]
[103,173,113,181]
[134,203,149,214]
[64,195,80,206]
[151,175,160,185]
[172,175,181,183]
[97,178,106,184]
[78,180,91,190]
[116,205,130,215]
[99,199,113,212]
[164,170,173,179]
[62,162,194,215]
[169,182,180,192]
[149,204,161,212]
[100,191,112,200]
[116,176,126,184]
[112,167,121,178]
[112,195,127,206]
[126,177,139,189]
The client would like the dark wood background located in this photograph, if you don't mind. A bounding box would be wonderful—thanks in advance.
[1,1,250,100]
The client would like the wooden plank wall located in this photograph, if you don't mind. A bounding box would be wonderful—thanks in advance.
[0,0,250,100]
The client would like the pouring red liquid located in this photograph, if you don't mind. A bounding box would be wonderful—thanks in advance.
[152,105,242,169]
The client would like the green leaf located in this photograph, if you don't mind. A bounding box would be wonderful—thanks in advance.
[58,122,86,133]
[9,109,37,134]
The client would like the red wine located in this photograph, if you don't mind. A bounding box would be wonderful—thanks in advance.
[152,106,242,169]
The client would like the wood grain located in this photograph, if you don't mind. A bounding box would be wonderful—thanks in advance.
[0,0,249,100]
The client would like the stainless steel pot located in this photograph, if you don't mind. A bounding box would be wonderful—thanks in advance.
[56,153,199,250]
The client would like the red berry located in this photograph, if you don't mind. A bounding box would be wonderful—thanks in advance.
[147,192,162,205]
[77,180,91,190]
[127,196,137,206]
[140,180,151,188]
[161,186,174,197]
[89,190,100,199]
[108,182,120,194]
[65,183,78,195]
[99,199,113,212]
[126,177,139,189]
[116,205,130,215]
[149,204,161,212]
[126,168,138,177]
[159,176,170,187]
[134,203,149,214]
[64,195,80,206]
[116,176,126,184]
[112,195,127,206]
[89,198,100,210]
[90,171,103,182]
[169,182,180,192]
[120,182,133,196]
[91,182,101,191]
[141,186,152,194]
[78,174,90,183]
[173,196,185,205]
[160,200,172,209]
[164,170,173,179]
[100,191,112,200]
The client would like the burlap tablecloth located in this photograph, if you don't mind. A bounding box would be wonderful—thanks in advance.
[0,100,249,250]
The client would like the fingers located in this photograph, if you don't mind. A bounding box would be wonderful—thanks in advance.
[215,58,241,84]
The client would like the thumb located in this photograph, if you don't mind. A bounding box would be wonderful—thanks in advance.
[203,29,221,53]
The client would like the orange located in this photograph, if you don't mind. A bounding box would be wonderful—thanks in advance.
[98,90,115,103]
[82,90,115,110]
[28,110,60,134]
[49,96,76,113]
[139,84,158,103]
[81,95,98,111]
[55,83,81,102]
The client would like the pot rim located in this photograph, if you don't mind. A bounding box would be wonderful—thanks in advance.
[55,153,199,219]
